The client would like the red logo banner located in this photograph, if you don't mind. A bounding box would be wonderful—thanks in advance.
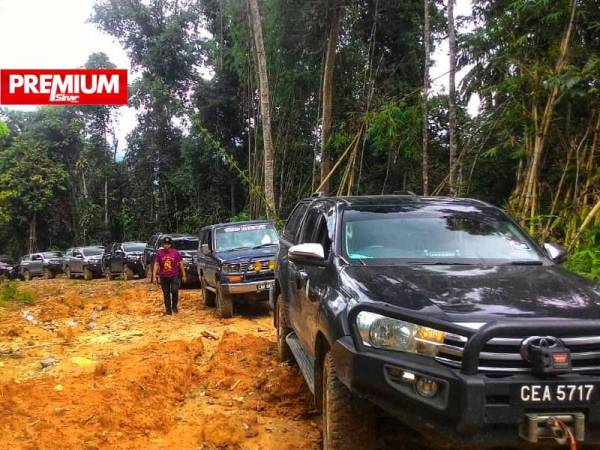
[0,69,128,105]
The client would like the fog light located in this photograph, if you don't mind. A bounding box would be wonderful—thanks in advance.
[228,275,242,283]
[415,377,439,398]
[268,260,276,271]
[253,261,263,272]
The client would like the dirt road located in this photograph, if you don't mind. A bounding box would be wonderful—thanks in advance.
[0,278,321,450]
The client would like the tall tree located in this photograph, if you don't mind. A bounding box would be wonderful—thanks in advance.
[248,0,276,215]
[422,0,431,195]
[447,0,458,195]
[320,0,344,194]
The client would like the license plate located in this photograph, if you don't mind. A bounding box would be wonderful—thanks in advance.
[257,282,272,291]
[512,383,598,404]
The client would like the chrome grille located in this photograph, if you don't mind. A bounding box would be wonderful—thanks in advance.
[436,333,600,374]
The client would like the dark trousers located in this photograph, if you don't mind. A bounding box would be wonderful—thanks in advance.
[160,276,180,313]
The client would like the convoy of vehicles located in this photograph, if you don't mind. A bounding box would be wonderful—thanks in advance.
[271,194,600,449]
[196,221,278,318]
[143,233,199,284]
[5,194,600,449]
[102,241,146,280]
[63,246,105,280]
[19,251,65,280]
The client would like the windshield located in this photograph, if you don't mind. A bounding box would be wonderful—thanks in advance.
[215,223,279,252]
[82,247,104,256]
[42,251,63,258]
[173,238,198,251]
[342,209,543,265]
[123,243,145,252]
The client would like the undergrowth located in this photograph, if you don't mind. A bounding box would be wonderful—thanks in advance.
[0,281,35,307]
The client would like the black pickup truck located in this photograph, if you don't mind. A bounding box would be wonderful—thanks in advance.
[143,233,199,284]
[197,221,279,318]
[271,195,600,449]
[102,241,146,280]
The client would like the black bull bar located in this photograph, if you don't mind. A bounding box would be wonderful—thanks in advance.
[347,302,600,375]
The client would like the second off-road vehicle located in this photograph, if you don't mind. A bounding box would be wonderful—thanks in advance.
[197,221,279,318]
[272,194,600,449]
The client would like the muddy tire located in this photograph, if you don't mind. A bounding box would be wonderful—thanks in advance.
[276,294,294,363]
[43,268,55,279]
[322,352,375,450]
[65,266,72,279]
[122,266,134,281]
[83,267,93,281]
[104,267,112,281]
[201,277,216,307]
[23,270,31,282]
[216,284,233,318]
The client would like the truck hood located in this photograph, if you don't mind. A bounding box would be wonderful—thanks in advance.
[214,245,277,262]
[342,264,600,321]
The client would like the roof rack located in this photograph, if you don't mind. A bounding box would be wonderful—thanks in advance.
[392,190,417,196]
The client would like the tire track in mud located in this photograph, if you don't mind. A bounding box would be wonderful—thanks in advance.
[0,278,321,450]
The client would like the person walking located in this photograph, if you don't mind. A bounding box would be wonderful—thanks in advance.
[152,236,187,314]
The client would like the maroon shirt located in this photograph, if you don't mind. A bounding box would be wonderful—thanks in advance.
[155,248,182,278]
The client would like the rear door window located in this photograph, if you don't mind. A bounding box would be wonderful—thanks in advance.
[283,202,308,243]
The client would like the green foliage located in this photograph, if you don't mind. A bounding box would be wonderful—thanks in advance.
[565,248,600,281]
[229,211,252,223]
[0,137,68,224]
[0,281,35,308]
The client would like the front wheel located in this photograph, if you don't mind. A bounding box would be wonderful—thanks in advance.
[43,268,55,279]
[322,352,375,450]
[104,267,112,281]
[65,266,72,279]
[122,266,134,281]
[23,270,31,282]
[201,277,216,307]
[276,295,294,363]
[83,267,93,281]
[216,284,233,318]
[145,263,153,282]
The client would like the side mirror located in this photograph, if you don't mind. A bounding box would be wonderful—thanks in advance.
[288,243,325,265]
[201,243,211,255]
[544,242,567,264]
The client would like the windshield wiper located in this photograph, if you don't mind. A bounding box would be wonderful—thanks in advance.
[508,260,543,266]
[407,261,475,266]
[252,243,278,249]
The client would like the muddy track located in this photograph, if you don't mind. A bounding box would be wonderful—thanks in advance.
[0,278,320,450]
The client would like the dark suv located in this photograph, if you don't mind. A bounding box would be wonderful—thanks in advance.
[0,255,19,281]
[197,221,279,318]
[63,246,105,280]
[102,241,146,280]
[271,195,600,449]
[143,233,199,284]
[19,251,65,280]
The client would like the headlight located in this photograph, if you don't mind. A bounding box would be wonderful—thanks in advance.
[222,263,241,274]
[355,311,446,356]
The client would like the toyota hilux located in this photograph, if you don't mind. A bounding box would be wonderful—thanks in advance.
[271,195,600,449]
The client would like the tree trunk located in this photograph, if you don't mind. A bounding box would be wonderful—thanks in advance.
[447,0,458,196]
[422,0,431,195]
[28,212,37,254]
[104,177,108,226]
[320,0,344,194]
[518,0,577,221]
[248,0,276,217]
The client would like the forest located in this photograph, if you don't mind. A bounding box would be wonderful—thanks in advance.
[0,0,599,280]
